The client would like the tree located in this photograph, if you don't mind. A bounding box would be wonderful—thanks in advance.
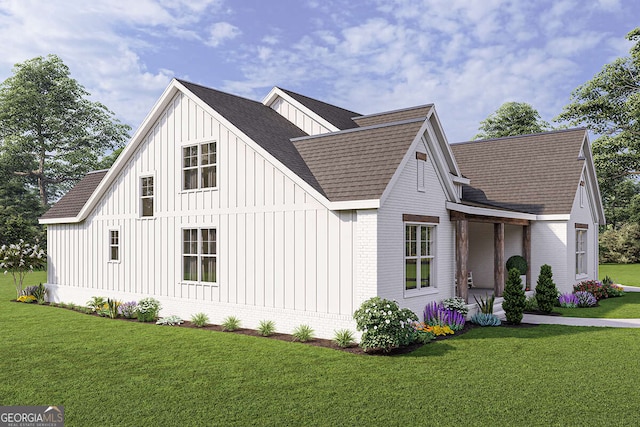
[474,102,552,140]
[0,55,131,207]
[0,160,44,245]
[535,264,558,314]
[502,268,526,324]
[556,28,640,228]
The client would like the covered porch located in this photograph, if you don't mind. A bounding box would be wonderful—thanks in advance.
[450,208,534,303]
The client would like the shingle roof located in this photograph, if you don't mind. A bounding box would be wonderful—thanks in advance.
[278,88,361,130]
[40,170,108,219]
[293,119,425,201]
[179,80,326,196]
[450,128,587,215]
[353,105,433,127]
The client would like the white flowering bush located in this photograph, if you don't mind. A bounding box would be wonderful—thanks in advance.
[0,239,47,299]
[353,297,418,352]
[136,297,161,322]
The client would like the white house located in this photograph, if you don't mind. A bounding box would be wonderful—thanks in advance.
[40,79,605,338]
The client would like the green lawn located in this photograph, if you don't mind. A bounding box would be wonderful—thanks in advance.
[599,263,640,286]
[555,292,640,318]
[4,272,640,425]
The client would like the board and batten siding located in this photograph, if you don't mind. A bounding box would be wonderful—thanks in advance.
[46,91,360,338]
[269,97,332,135]
[376,137,456,318]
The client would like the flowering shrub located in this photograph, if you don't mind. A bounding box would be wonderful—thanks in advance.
[136,297,161,322]
[412,322,436,343]
[0,240,47,299]
[608,284,625,297]
[353,297,418,352]
[17,295,36,303]
[423,301,465,331]
[575,291,597,307]
[573,280,608,300]
[558,293,579,308]
[118,301,138,319]
[441,297,469,316]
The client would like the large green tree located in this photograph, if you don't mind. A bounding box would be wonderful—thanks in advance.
[474,101,552,140]
[556,28,640,229]
[0,54,131,207]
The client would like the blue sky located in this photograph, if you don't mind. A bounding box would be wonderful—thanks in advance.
[0,0,638,142]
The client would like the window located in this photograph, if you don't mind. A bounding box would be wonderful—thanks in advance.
[183,228,217,283]
[141,176,154,217]
[109,230,119,261]
[405,224,435,290]
[416,152,426,192]
[576,228,587,275]
[183,142,216,190]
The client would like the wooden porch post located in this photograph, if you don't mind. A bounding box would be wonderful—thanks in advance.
[455,219,469,303]
[494,223,505,297]
[523,225,531,290]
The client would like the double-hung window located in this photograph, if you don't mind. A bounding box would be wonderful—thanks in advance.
[576,227,587,276]
[183,142,216,190]
[109,230,119,261]
[183,228,217,283]
[141,176,154,217]
[405,223,435,290]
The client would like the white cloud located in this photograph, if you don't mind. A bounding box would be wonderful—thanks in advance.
[206,22,241,47]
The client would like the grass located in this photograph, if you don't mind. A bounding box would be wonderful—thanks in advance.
[555,292,640,318]
[600,263,640,287]
[4,272,640,425]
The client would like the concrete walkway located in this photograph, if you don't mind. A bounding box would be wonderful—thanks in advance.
[520,285,640,328]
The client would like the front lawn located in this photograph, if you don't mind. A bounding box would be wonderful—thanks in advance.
[4,272,640,425]
[599,263,640,286]
[555,292,640,318]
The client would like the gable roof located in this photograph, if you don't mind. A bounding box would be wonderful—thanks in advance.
[277,88,361,130]
[293,119,426,201]
[40,170,108,220]
[450,128,589,215]
[353,105,433,127]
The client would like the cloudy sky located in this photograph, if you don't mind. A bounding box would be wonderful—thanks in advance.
[0,0,637,142]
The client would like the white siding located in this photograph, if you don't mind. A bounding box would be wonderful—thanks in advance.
[270,97,332,135]
[531,221,568,292]
[46,91,360,339]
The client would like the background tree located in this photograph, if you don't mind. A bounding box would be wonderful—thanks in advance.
[474,101,552,140]
[0,54,131,207]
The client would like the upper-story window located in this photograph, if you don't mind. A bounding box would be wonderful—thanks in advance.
[416,152,426,192]
[141,176,154,217]
[183,142,216,190]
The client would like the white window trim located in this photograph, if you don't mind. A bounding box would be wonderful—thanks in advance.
[181,227,218,286]
[139,172,156,219]
[108,228,121,264]
[575,228,588,278]
[404,222,438,298]
[181,140,218,192]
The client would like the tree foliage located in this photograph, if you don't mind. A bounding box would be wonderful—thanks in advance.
[474,102,552,140]
[535,264,558,314]
[502,268,526,324]
[0,54,130,206]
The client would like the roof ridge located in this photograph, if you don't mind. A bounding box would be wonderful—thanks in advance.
[451,127,587,145]
[176,78,262,105]
[291,117,426,142]
[353,104,434,119]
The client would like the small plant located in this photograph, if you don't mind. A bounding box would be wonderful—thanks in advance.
[473,293,495,314]
[608,284,625,297]
[441,296,469,316]
[257,320,276,336]
[413,323,436,343]
[535,264,558,314]
[353,297,418,352]
[87,296,107,313]
[292,324,314,342]
[190,312,209,327]
[156,315,183,326]
[575,291,597,307]
[221,316,241,331]
[502,268,526,324]
[573,280,608,300]
[470,313,502,326]
[524,295,538,312]
[506,255,527,276]
[136,297,161,322]
[333,329,355,347]
[107,298,121,319]
[558,293,579,308]
[17,295,36,303]
[31,283,47,304]
[602,276,613,286]
[423,301,465,331]
[118,301,138,319]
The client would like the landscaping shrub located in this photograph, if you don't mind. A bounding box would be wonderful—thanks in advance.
[470,313,501,326]
[107,298,121,319]
[156,315,183,326]
[292,324,314,342]
[574,280,608,300]
[221,316,241,331]
[136,297,161,322]
[524,295,538,312]
[412,323,436,343]
[190,312,209,327]
[575,291,597,307]
[353,297,418,352]
[608,284,625,297]
[423,301,465,331]
[87,296,108,315]
[506,255,527,275]
[0,239,46,298]
[118,301,137,319]
[558,293,579,308]
[502,268,526,324]
[441,296,469,316]
[473,293,495,314]
[31,283,47,304]
[332,329,356,348]
[257,320,276,336]
[535,264,558,313]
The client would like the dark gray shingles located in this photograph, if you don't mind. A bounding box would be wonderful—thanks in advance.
[294,120,425,201]
[451,129,587,215]
[179,80,326,196]
[40,170,108,219]
[278,88,361,130]
[353,105,433,127]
